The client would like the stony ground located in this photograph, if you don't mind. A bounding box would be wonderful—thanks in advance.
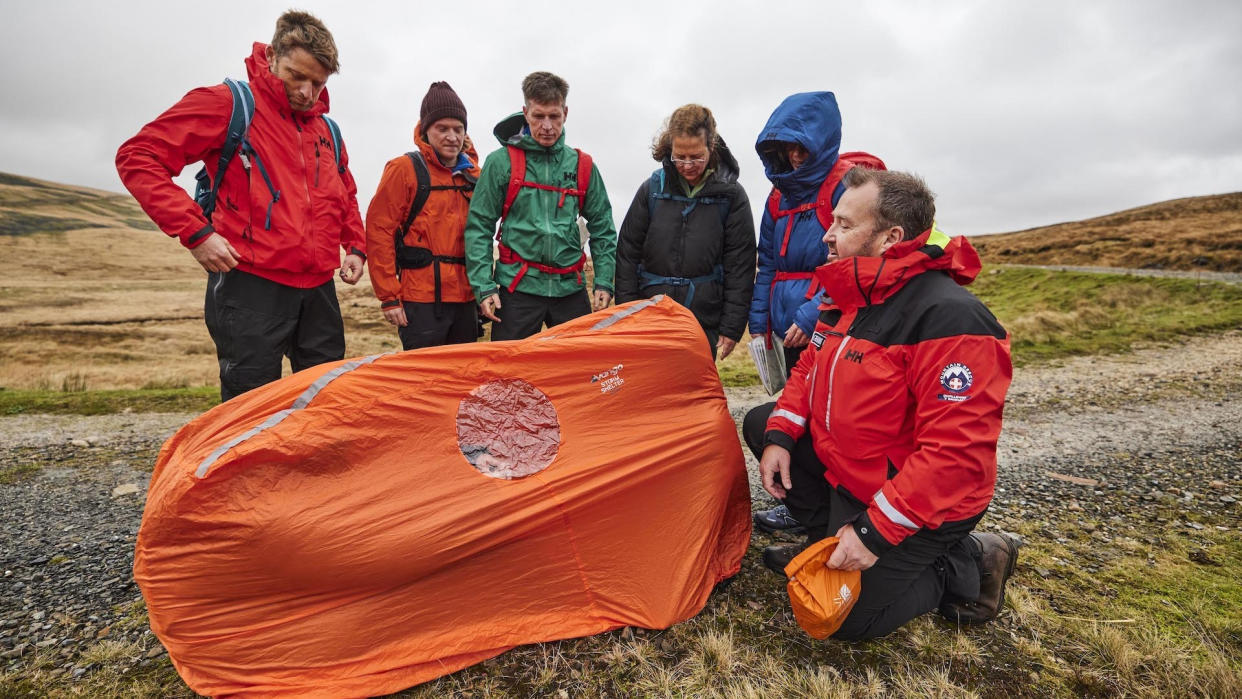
[1,330,1240,689]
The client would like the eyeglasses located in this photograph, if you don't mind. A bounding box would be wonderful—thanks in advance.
[671,156,707,167]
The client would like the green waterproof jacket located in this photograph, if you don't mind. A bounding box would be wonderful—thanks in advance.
[464,113,617,300]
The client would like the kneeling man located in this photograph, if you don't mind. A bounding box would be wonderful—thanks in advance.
[743,167,1018,640]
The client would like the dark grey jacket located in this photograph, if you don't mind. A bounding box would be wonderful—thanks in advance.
[615,141,756,341]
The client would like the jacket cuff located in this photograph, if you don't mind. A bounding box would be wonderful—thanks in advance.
[762,429,795,452]
[184,224,214,248]
[380,299,402,309]
[474,286,500,303]
[593,281,614,295]
[348,246,367,262]
[853,511,896,557]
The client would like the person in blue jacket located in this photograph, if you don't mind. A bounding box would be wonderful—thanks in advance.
[748,92,844,374]
[750,91,877,536]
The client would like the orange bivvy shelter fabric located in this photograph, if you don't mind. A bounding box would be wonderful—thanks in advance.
[134,296,751,697]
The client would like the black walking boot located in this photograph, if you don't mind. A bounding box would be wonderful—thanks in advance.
[761,542,808,576]
[939,532,1021,624]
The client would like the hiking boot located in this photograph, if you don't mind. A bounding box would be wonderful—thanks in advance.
[939,532,1021,624]
[754,504,806,534]
[762,543,808,576]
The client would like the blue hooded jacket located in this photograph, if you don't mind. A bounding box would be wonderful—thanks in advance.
[748,91,842,337]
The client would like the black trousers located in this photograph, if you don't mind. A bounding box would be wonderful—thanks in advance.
[490,288,591,341]
[744,402,983,640]
[396,301,478,351]
[204,270,345,402]
[783,343,808,378]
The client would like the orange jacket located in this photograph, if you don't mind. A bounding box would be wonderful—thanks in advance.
[365,126,480,306]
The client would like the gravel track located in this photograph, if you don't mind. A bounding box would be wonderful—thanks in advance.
[2,330,1240,681]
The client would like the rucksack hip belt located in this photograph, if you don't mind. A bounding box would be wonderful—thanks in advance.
[637,263,724,308]
[497,243,586,293]
[395,245,467,318]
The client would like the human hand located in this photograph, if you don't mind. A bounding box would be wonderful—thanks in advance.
[189,233,240,273]
[382,305,408,327]
[479,293,502,323]
[783,324,810,348]
[825,523,878,571]
[717,336,737,360]
[592,289,612,311]
[759,444,792,500]
[339,254,364,285]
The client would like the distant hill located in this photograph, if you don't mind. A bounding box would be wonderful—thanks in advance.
[0,171,157,236]
[973,192,1242,272]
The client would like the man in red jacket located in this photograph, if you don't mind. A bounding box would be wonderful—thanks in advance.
[743,167,1019,640]
[116,11,366,401]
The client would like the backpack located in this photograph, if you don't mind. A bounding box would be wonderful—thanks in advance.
[765,151,886,256]
[647,168,731,226]
[499,145,592,221]
[493,145,594,292]
[392,150,477,316]
[193,78,345,230]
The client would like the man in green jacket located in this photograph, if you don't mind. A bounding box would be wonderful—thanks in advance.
[463,71,617,341]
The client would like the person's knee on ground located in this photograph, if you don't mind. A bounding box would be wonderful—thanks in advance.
[742,402,775,458]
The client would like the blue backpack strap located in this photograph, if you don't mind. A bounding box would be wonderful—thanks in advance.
[647,169,665,214]
[648,167,730,224]
[194,77,255,221]
[321,116,345,174]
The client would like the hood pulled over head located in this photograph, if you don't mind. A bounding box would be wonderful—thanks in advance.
[755,91,842,201]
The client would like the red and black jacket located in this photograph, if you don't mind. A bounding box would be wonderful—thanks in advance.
[765,227,1012,555]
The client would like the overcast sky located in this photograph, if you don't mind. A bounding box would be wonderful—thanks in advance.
[2,0,1239,237]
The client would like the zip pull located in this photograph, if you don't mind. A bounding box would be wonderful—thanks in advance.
[314,142,321,187]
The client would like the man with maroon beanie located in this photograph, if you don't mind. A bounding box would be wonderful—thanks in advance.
[116,11,366,401]
[365,82,481,350]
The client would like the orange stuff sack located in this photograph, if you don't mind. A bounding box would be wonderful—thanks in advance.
[784,537,862,639]
[134,296,751,698]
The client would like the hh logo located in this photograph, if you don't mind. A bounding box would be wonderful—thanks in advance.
[843,349,864,363]
[562,170,578,184]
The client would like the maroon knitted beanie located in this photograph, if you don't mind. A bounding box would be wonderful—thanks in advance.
[420,81,467,136]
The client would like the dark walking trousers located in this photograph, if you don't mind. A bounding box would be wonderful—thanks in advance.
[205,269,345,402]
[397,301,478,351]
[744,402,984,640]
[489,288,592,341]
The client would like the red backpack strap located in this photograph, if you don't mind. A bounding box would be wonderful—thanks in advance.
[574,149,592,211]
[766,188,781,218]
[815,151,887,230]
[500,145,526,225]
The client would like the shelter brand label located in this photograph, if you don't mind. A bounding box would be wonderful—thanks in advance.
[590,364,625,395]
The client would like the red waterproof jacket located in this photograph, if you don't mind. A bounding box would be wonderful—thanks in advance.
[765,227,1012,554]
[116,43,366,288]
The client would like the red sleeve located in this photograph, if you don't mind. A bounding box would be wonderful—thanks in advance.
[364,157,415,307]
[867,332,1013,547]
[763,337,819,448]
[115,86,232,248]
[335,138,367,258]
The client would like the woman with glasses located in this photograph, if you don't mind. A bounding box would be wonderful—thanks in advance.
[615,104,755,359]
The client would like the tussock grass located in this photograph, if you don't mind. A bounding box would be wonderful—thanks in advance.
[6,509,1240,697]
